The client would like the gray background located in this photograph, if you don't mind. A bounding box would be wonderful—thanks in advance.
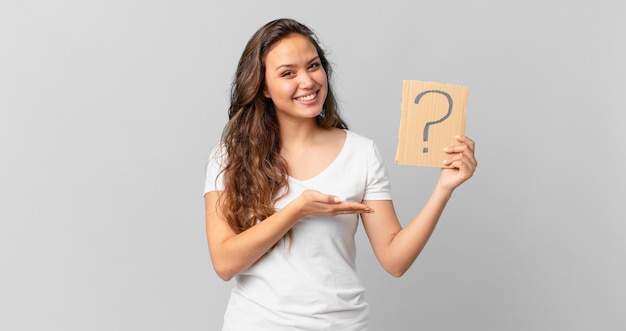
[1,0,624,330]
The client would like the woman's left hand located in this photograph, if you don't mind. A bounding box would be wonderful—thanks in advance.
[439,135,477,192]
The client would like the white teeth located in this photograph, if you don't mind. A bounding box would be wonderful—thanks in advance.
[296,93,316,101]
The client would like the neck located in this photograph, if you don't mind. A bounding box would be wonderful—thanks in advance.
[278,117,322,150]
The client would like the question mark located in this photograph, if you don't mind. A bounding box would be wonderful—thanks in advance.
[414,90,453,153]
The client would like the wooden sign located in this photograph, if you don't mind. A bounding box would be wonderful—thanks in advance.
[395,80,468,167]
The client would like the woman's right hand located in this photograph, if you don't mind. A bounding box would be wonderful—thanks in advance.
[293,190,374,218]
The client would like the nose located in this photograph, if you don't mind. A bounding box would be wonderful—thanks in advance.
[299,71,315,89]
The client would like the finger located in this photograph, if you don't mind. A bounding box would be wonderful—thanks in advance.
[466,151,478,168]
[443,159,469,179]
[306,190,341,204]
[455,135,475,152]
[443,139,473,154]
[442,151,465,166]
[334,202,373,214]
[443,145,467,154]
[454,156,477,177]
[450,146,476,164]
[337,208,372,215]
[444,143,477,167]
[443,153,471,169]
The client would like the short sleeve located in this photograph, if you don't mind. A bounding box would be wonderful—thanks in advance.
[363,142,392,201]
[204,144,226,195]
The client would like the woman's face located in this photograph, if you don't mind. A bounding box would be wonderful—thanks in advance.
[263,33,328,123]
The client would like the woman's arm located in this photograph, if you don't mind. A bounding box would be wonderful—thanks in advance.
[361,136,477,277]
[205,190,373,281]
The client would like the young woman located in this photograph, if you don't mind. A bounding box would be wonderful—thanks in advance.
[204,18,477,330]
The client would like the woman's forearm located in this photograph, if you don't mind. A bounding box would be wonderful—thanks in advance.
[206,190,372,281]
[385,186,453,276]
[206,194,304,281]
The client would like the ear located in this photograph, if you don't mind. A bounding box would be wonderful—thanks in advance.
[262,86,271,98]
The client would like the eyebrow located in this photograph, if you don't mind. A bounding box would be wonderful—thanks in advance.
[273,56,320,71]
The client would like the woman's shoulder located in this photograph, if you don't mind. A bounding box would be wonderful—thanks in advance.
[207,142,228,169]
[344,129,376,148]
[208,141,226,157]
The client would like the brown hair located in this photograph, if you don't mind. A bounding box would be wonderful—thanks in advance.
[218,18,348,234]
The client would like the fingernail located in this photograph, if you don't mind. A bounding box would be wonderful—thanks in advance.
[333,196,341,202]
[443,147,449,151]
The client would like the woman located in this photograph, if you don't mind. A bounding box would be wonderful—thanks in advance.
[204,18,477,330]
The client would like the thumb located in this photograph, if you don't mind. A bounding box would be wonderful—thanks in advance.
[329,195,342,203]
[319,192,341,204]
[302,190,341,204]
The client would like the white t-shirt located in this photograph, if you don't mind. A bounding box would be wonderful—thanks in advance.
[204,130,392,330]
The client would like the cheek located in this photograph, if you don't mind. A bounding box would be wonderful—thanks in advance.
[263,76,272,98]
[277,81,298,98]
[315,71,329,92]
[316,70,328,83]
[264,80,287,99]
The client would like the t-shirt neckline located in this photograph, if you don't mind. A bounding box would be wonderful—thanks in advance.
[288,129,351,183]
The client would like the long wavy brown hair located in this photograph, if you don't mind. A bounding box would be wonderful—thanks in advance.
[218,18,348,234]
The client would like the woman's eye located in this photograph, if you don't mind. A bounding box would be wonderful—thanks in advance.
[281,71,293,77]
[309,62,321,69]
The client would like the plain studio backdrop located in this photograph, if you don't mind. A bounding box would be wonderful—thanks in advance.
[1,1,624,330]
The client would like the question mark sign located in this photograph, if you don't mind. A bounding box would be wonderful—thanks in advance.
[414,90,453,153]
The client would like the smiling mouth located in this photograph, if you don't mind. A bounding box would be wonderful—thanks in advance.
[295,92,317,102]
